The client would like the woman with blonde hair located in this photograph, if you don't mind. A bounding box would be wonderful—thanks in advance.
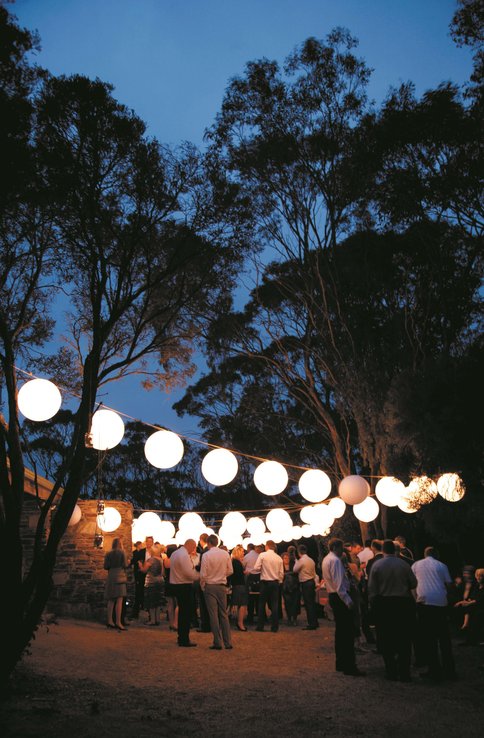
[229,544,248,631]
[139,543,165,626]
[104,537,128,631]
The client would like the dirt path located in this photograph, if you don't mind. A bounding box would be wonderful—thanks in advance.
[1,618,484,737]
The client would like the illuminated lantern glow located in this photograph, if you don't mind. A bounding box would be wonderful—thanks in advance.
[132,518,145,542]
[68,504,82,527]
[178,511,205,539]
[246,517,266,536]
[291,525,303,540]
[91,409,125,450]
[253,461,288,496]
[338,475,370,505]
[18,378,62,421]
[265,508,292,533]
[158,520,176,542]
[222,511,247,536]
[136,511,163,539]
[97,506,122,533]
[328,497,346,518]
[298,469,332,503]
[353,497,380,522]
[437,473,466,502]
[406,476,438,506]
[397,493,418,514]
[300,505,317,524]
[308,504,335,533]
[300,524,313,538]
[375,477,405,507]
[144,430,184,469]
[201,448,238,486]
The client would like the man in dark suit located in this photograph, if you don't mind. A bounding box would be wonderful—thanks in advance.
[131,536,153,618]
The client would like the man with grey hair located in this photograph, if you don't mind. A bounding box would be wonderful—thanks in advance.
[200,534,233,650]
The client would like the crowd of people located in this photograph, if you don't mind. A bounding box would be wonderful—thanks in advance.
[103,531,484,681]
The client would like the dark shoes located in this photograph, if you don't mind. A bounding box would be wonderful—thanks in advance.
[209,645,222,650]
[343,668,366,677]
[178,642,197,647]
[303,626,318,630]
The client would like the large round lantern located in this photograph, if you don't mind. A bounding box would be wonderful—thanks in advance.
[68,504,82,527]
[437,473,465,502]
[18,378,62,421]
[407,475,438,505]
[309,504,335,533]
[300,505,317,525]
[254,461,288,496]
[158,520,176,542]
[144,430,184,469]
[97,506,122,533]
[353,496,379,522]
[136,511,163,539]
[178,511,205,539]
[397,492,418,514]
[375,477,405,507]
[265,508,292,533]
[300,524,313,538]
[222,511,247,536]
[201,448,238,486]
[247,516,266,536]
[91,409,125,450]
[298,469,332,503]
[338,475,370,505]
[328,497,346,518]
[291,525,303,540]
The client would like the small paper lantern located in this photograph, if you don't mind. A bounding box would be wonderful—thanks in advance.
[97,506,122,532]
[18,378,62,421]
[407,476,438,505]
[291,525,303,540]
[375,477,405,507]
[144,430,184,469]
[328,497,346,518]
[338,475,370,505]
[353,497,380,522]
[158,520,176,542]
[309,504,335,533]
[136,511,163,539]
[178,511,205,538]
[68,504,82,527]
[201,448,238,486]
[222,511,247,536]
[266,508,292,533]
[253,461,288,496]
[437,473,466,502]
[300,524,313,538]
[397,493,418,514]
[298,469,332,503]
[247,516,266,536]
[91,409,125,450]
[300,505,317,524]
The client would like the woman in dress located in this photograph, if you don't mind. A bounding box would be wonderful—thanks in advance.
[104,537,128,630]
[139,543,165,626]
[282,548,300,626]
[229,545,248,631]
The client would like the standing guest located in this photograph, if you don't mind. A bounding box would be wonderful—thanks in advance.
[139,543,165,627]
[411,547,456,680]
[244,543,262,625]
[455,568,484,644]
[368,539,417,682]
[365,540,383,581]
[131,541,145,619]
[200,534,234,650]
[293,544,319,630]
[229,545,249,631]
[282,550,300,626]
[195,533,211,633]
[254,540,284,633]
[163,545,178,632]
[169,539,200,647]
[357,540,375,572]
[104,537,128,631]
[394,535,414,563]
[322,538,364,677]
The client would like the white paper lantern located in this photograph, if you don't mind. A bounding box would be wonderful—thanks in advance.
[266,508,292,533]
[18,378,62,421]
[328,497,346,518]
[397,494,418,514]
[222,511,247,536]
[91,409,125,450]
[68,504,82,526]
[309,504,335,533]
[300,505,317,524]
[298,469,332,503]
[178,511,205,537]
[253,461,288,496]
[437,473,466,502]
[158,520,176,542]
[144,430,184,469]
[291,525,303,540]
[338,475,370,505]
[247,516,266,536]
[407,476,438,505]
[97,506,122,532]
[201,448,238,486]
[375,477,405,507]
[300,524,313,538]
[353,496,380,522]
[136,511,163,539]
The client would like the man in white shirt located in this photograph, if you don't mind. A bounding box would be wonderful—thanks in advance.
[244,543,262,624]
[293,544,318,629]
[253,540,284,632]
[412,546,456,680]
[322,538,364,676]
[169,539,200,647]
[200,534,233,650]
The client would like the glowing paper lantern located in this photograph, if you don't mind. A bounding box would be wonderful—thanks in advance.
[291,525,303,540]
[309,504,335,533]
[407,476,438,506]
[132,518,145,542]
[97,506,122,532]
[298,469,332,503]
[247,517,266,536]
[18,378,62,421]
[253,461,288,496]
[300,524,313,538]
[437,473,466,502]
[353,497,380,522]
[136,511,163,539]
[144,430,184,469]
[375,477,405,507]
[222,511,247,536]
[158,520,176,542]
[397,495,418,514]
[68,504,82,527]
[266,508,292,533]
[91,409,125,450]
[178,511,205,538]
[300,505,316,524]
[201,448,238,486]
[338,475,370,505]
[328,497,346,518]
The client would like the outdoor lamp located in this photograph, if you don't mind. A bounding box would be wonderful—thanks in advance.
[254,460,288,496]
[221,511,247,536]
[97,506,122,532]
[246,516,266,536]
[265,507,292,533]
[375,477,405,507]
[201,448,238,486]
[437,473,465,502]
[338,475,370,505]
[353,496,380,522]
[298,469,332,503]
[144,429,184,469]
[68,504,82,527]
[18,378,62,421]
[91,409,125,450]
[328,497,346,518]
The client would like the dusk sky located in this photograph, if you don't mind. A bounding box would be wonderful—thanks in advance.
[13,0,474,440]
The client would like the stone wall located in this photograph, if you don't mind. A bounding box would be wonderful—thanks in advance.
[21,498,134,622]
